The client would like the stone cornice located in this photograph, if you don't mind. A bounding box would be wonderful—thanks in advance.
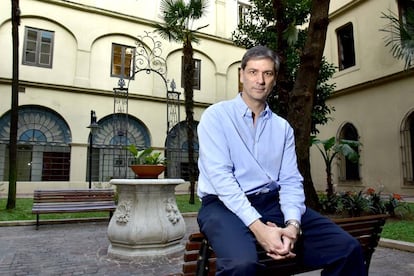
[0,77,211,108]
[330,68,414,98]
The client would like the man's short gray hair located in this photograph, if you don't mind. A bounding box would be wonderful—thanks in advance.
[241,45,280,73]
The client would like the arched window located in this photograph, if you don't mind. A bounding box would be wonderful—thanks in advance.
[401,111,414,185]
[0,105,71,181]
[338,123,360,181]
[86,114,151,181]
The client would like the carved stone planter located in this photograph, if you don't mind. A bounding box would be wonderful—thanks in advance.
[107,178,186,258]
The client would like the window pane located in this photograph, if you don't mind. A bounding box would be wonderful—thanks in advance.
[336,23,356,70]
[113,64,121,76]
[40,43,51,54]
[111,44,135,78]
[193,59,201,90]
[124,51,133,77]
[238,2,251,24]
[25,52,36,63]
[27,30,38,41]
[112,44,122,76]
[23,27,53,68]
[26,41,37,52]
[39,53,51,65]
[181,57,201,90]
[41,31,52,43]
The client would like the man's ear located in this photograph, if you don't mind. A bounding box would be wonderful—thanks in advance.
[239,68,244,84]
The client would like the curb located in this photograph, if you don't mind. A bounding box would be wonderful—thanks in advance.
[379,238,414,253]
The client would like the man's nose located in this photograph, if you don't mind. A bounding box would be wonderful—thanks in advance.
[256,73,265,83]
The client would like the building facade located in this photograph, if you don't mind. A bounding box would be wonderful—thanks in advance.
[311,0,414,197]
[1,0,413,198]
[0,0,246,194]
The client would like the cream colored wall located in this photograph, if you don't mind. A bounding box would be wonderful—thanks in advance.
[0,0,245,195]
[324,0,401,91]
[57,0,239,39]
[312,0,414,196]
[311,76,414,195]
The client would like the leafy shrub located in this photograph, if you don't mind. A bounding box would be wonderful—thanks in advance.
[318,187,409,218]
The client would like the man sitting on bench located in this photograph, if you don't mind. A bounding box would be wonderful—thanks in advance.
[196,45,366,276]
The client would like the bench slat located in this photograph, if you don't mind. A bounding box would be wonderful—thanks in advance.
[31,189,116,229]
[179,214,388,276]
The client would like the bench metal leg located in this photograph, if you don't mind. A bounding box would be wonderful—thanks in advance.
[36,214,39,230]
[196,238,211,276]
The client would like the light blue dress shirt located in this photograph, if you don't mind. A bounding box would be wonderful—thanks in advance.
[197,93,306,227]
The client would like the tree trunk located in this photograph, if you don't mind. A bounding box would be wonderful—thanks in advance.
[7,0,20,210]
[287,0,330,209]
[183,39,196,204]
[272,0,292,119]
[326,165,334,198]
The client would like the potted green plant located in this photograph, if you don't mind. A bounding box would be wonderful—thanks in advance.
[126,145,166,178]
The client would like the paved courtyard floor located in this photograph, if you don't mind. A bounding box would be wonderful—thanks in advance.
[0,215,413,276]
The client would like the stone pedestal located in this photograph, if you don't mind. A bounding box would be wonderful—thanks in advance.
[107,178,186,258]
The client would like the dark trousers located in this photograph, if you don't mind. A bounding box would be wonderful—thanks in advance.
[197,190,367,276]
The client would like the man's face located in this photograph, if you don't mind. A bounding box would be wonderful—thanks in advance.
[240,58,276,102]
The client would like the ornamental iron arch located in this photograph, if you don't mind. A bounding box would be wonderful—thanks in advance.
[112,31,181,179]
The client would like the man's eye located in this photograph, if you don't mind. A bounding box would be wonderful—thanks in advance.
[265,72,274,76]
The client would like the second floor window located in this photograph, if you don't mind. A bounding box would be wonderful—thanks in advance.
[23,27,54,68]
[238,1,251,25]
[336,23,356,71]
[181,57,201,90]
[111,44,135,79]
[399,0,414,28]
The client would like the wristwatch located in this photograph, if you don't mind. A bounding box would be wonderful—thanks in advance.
[285,219,302,236]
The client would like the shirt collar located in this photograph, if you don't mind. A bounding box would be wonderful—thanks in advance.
[236,93,272,119]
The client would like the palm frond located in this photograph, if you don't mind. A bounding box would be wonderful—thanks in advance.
[156,0,208,44]
[380,8,414,70]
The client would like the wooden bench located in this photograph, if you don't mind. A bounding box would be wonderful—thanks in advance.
[32,189,117,230]
[177,214,388,276]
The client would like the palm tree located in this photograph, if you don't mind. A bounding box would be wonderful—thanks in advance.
[156,0,208,204]
[381,6,414,70]
[311,136,361,198]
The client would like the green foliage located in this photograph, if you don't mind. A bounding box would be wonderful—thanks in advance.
[380,7,414,70]
[382,219,414,243]
[312,136,361,165]
[340,191,370,217]
[125,145,166,165]
[318,193,341,214]
[319,188,412,219]
[232,0,335,134]
[312,136,361,197]
[174,194,201,212]
[156,0,209,43]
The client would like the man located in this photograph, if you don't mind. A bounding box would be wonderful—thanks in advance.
[196,45,366,275]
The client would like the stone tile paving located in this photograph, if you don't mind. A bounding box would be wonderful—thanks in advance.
[0,215,413,276]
